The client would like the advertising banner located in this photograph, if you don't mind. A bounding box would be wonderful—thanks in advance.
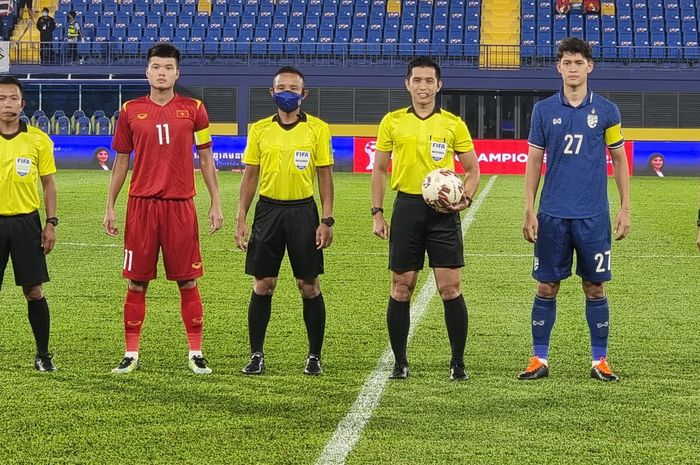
[352,138,634,175]
[52,135,356,172]
[632,141,700,177]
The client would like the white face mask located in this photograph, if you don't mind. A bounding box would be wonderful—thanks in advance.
[42,11,48,16]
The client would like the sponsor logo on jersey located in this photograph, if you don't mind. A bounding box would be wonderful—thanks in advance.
[294,150,311,170]
[176,110,190,118]
[430,140,447,161]
[137,113,148,120]
[553,118,562,125]
[15,157,31,177]
[191,262,203,270]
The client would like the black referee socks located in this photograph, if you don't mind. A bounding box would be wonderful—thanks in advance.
[248,292,272,354]
[28,297,50,355]
[303,293,326,356]
[443,295,468,366]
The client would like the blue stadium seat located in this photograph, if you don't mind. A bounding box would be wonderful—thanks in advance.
[36,116,51,134]
[56,116,71,135]
[76,116,91,135]
[20,115,30,126]
[193,12,209,28]
[181,0,196,17]
[618,31,633,58]
[150,1,165,17]
[94,116,112,136]
[50,110,65,125]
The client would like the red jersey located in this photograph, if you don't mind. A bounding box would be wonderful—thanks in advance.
[112,93,212,199]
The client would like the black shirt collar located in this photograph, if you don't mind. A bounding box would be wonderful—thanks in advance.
[272,111,307,131]
[407,105,441,121]
[1,121,28,140]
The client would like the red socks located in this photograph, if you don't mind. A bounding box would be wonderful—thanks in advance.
[124,289,146,352]
[180,286,204,351]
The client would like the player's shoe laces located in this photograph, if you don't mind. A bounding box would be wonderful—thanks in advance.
[591,357,619,382]
[242,352,265,375]
[189,355,212,375]
[35,353,57,372]
[111,356,139,374]
[518,356,549,380]
[304,355,323,375]
[389,361,409,379]
[450,362,469,381]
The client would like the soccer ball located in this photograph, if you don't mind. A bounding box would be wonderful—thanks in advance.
[421,168,464,213]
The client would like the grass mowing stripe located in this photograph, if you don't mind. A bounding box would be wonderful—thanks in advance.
[315,176,498,465]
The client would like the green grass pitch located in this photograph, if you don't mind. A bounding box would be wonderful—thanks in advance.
[1,171,699,464]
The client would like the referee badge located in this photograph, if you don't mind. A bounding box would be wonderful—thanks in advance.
[294,150,311,170]
[15,157,31,177]
[430,140,447,161]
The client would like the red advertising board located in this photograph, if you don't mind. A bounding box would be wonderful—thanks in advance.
[353,138,634,176]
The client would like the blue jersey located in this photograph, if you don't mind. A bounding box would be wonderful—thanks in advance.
[528,89,624,219]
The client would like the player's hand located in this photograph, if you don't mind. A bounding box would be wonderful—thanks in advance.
[41,224,56,255]
[696,228,700,253]
[373,214,388,240]
[523,210,538,243]
[208,204,224,234]
[103,208,119,236]
[235,219,248,252]
[614,209,631,241]
[316,224,333,250]
[446,191,471,212]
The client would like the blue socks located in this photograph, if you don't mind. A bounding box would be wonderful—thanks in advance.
[531,296,556,359]
[586,297,610,360]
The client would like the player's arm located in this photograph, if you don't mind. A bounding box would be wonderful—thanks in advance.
[316,165,334,249]
[198,146,223,234]
[40,173,57,254]
[523,146,544,243]
[696,207,700,253]
[371,149,391,240]
[103,152,130,236]
[235,163,260,251]
[609,145,630,240]
[451,149,480,211]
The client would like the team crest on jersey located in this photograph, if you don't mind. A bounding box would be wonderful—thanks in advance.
[15,157,31,177]
[137,113,148,120]
[587,109,598,128]
[294,150,311,170]
[176,110,190,118]
[552,118,562,125]
[430,140,447,161]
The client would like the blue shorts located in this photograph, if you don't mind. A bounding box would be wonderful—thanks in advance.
[533,212,612,283]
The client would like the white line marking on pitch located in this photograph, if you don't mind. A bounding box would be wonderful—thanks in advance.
[315,175,499,465]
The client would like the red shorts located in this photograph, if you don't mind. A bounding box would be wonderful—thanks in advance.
[123,197,203,282]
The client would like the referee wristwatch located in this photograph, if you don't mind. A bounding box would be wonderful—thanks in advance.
[371,207,384,216]
[321,217,335,227]
[46,217,59,227]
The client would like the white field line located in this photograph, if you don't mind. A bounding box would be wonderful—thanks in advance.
[314,176,498,465]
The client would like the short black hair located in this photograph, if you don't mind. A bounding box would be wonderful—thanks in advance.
[67,10,76,18]
[407,56,441,80]
[147,43,181,66]
[273,66,305,86]
[0,75,24,96]
[557,37,593,61]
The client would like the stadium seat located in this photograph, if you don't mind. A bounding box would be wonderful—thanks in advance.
[75,116,91,135]
[56,116,71,135]
[36,116,51,134]
[19,115,30,126]
[32,110,46,125]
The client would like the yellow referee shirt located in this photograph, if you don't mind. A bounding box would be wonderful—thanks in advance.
[243,113,333,200]
[376,107,474,195]
[0,122,56,216]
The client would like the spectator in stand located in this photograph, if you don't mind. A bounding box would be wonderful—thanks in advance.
[36,8,56,64]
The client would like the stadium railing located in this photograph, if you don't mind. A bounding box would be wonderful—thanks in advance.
[9,42,700,69]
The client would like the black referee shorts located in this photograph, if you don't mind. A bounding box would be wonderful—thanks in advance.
[0,211,50,290]
[245,196,324,279]
[389,192,464,271]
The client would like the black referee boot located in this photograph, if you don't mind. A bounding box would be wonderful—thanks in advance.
[389,361,409,379]
[35,353,57,372]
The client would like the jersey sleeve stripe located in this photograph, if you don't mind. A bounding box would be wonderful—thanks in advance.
[528,142,545,150]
